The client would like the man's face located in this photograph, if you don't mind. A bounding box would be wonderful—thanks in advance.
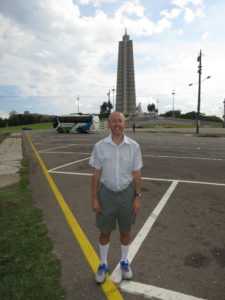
[109,113,125,136]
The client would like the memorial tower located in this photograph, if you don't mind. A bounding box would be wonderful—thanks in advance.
[115,30,136,115]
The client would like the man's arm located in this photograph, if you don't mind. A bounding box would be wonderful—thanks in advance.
[132,169,142,214]
[92,168,102,214]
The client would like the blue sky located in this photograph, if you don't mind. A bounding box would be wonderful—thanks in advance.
[0,0,225,118]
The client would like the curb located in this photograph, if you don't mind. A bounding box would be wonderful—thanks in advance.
[0,133,22,189]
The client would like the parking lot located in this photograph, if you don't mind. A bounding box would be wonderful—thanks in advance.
[24,129,225,300]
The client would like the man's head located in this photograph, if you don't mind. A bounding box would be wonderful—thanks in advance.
[108,112,125,137]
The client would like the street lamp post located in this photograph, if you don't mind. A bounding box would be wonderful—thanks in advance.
[196,50,202,134]
[77,95,80,114]
[172,90,175,118]
[112,86,116,112]
[223,99,225,128]
[157,98,159,115]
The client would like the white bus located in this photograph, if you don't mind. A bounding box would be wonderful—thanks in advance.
[53,114,100,133]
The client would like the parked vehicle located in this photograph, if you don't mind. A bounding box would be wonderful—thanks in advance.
[53,115,99,133]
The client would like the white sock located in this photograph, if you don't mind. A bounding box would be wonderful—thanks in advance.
[121,244,130,262]
[99,243,109,265]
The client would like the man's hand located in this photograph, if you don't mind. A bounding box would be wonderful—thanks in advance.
[132,196,141,214]
[91,168,102,214]
[92,197,102,214]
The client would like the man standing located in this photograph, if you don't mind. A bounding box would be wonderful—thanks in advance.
[89,112,143,283]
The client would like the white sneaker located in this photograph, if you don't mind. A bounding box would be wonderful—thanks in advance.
[120,260,133,280]
[95,263,108,284]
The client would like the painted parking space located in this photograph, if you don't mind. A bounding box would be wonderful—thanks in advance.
[25,130,225,300]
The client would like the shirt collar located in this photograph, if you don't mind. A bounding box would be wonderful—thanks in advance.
[104,134,130,146]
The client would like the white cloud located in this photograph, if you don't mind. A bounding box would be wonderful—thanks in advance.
[78,0,116,7]
[0,0,225,118]
[0,110,9,119]
[170,0,205,23]
[160,8,181,19]
[153,18,172,34]
[116,0,145,18]
[201,32,208,40]
[184,7,195,22]
[184,7,204,23]
[47,0,80,20]
[171,0,203,9]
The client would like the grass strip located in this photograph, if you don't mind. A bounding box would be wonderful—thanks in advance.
[0,132,10,144]
[0,122,53,132]
[0,159,66,300]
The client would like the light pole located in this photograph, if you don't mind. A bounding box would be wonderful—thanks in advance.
[188,74,211,133]
[172,90,175,117]
[189,69,211,133]
[196,50,202,134]
[77,95,80,114]
[188,76,211,87]
[112,86,116,112]
[189,53,211,133]
[223,99,225,128]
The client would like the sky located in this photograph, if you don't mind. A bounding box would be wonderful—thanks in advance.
[0,0,225,119]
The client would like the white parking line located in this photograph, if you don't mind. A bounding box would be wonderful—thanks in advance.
[110,181,178,283]
[41,152,92,154]
[39,144,94,152]
[48,157,90,172]
[40,150,225,162]
[49,171,225,187]
[120,281,206,300]
[49,170,92,176]
[142,177,225,187]
[40,144,79,152]
[45,155,224,299]
[142,154,225,161]
[47,138,97,141]
[141,145,225,151]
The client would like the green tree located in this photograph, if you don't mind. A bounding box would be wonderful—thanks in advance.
[99,100,113,118]
[147,103,156,112]
[180,111,197,120]
[200,114,222,122]
[9,110,18,116]
[0,118,7,128]
[164,110,181,117]
[8,114,20,126]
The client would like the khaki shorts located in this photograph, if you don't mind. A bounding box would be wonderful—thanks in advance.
[96,183,136,233]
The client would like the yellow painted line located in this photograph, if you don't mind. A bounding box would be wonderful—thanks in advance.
[26,133,124,300]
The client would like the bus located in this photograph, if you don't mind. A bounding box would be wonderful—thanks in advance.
[53,114,100,133]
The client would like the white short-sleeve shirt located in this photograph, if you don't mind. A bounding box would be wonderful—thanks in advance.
[89,134,143,192]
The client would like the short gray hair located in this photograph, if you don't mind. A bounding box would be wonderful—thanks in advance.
[108,112,125,122]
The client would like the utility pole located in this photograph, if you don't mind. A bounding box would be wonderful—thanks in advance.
[172,90,175,117]
[196,50,202,134]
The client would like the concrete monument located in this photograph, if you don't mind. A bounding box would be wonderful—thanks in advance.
[115,30,136,115]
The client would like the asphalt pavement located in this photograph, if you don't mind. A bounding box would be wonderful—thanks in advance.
[1,128,225,300]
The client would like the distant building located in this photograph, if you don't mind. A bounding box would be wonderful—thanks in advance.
[116,30,136,115]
